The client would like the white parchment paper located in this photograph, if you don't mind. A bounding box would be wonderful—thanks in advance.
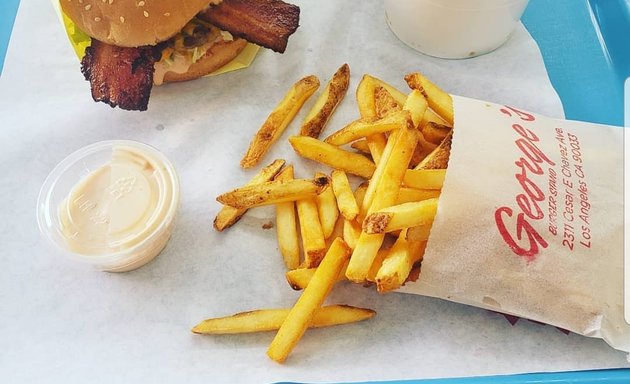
[0,1,627,383]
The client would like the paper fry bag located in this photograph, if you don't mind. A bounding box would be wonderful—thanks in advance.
[400,95,629,352]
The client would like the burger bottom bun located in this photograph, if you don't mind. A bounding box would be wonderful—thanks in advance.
[162,38,248,83]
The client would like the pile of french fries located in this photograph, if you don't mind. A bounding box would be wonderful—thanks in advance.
[196,64,454,363]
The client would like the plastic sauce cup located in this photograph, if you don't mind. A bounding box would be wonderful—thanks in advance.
[37,140,180,272]
[384,0,530,59]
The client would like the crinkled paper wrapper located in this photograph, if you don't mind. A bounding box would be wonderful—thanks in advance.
[51,0,259,76]
[400,95,629,352]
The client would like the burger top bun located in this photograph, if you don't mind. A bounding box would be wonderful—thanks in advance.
[61,0,223,47]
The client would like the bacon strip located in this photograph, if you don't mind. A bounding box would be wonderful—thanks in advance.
[81,40,158,111]
[199,0,300,53]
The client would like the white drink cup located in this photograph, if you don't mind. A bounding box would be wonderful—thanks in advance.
[385,0,530,59]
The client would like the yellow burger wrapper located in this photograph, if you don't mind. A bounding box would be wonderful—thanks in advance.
[51,0,259,76]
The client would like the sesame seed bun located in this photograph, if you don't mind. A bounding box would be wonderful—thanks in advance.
[61,0,222,47]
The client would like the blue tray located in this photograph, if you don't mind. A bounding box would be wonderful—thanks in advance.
[276,368,630,384]
[0,0,628,383]
[522,0,629,127]
[0,0,19,75]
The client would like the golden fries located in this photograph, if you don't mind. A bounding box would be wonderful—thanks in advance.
[285,259,348,290]
[360,117,418,218]
[396,187,441,205]
[297,196,327,268]
[208,69,461,362]
[350,139,372,155]
[330,170,359,221]
[402,89,428,128]
[217,177,329,209]
[356,74,378,119]
[366,248,388,283]
[366,133,387,165]
[324,110,411,146]
[275,166,300,269]
[343,218,362,250]
[214,159,286,231]
[422,108,450,128]
[405,72,454,126]
[372,76,408,106]
[267,238,352,363]
[289,136,376,179]
[346,119,418,282]
[376,235,426,293]
[406,223,433,242]
[415,130,452,170]
[314,172,339,239]
[422,121,452,145]
[363,198,439,234]
[374,85,402,118]
[326,216,345,249]
[403,169,446,190]
[356,75,389,163]
[241,75,320,168]
[300,64,350,138]
[193,305,374,334]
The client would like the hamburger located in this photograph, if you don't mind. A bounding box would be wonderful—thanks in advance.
[60,0,300,111]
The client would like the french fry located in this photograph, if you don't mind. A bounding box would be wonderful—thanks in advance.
[267,238,352,363]
[356,75,389,164]
[372,76,408,106]
[354,182,369,206]
[314,172,339,239]
[366,133,387,165]
[415,130,452,170]
[297,196,327,268]
[343,219,362,250]
[241,75,320,168]
[406,223,433,242]
[421,108,450,128]
[360,116,417,218]
[410,132,439,168]
[376,234,427,293]
[217,177,329,209]
[350,139,372,155]
[346,231,385,283]
[275,166,300,270]
[289,136,376,179]
[347,120,418,282]
[353,182,369,222]
[324,110,411,146]
[325,216,345,250]
[363,198,439,234]
[214,159,286,231]
[405,72,454,126]
[331,170,359,221]
[366,248,388,283]
[422,121,451,145]
[374,85,402,118]
[193,304,374,334]
[300,64,350,138]
[356,74,378,119]
[396,187,441,205]
[402,89,429,128]
[346,182,368,248]
[403,169,446,190]
[403,89,431,168]
[285,259,348,290]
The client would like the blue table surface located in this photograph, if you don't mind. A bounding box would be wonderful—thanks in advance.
[0,1,628,383]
